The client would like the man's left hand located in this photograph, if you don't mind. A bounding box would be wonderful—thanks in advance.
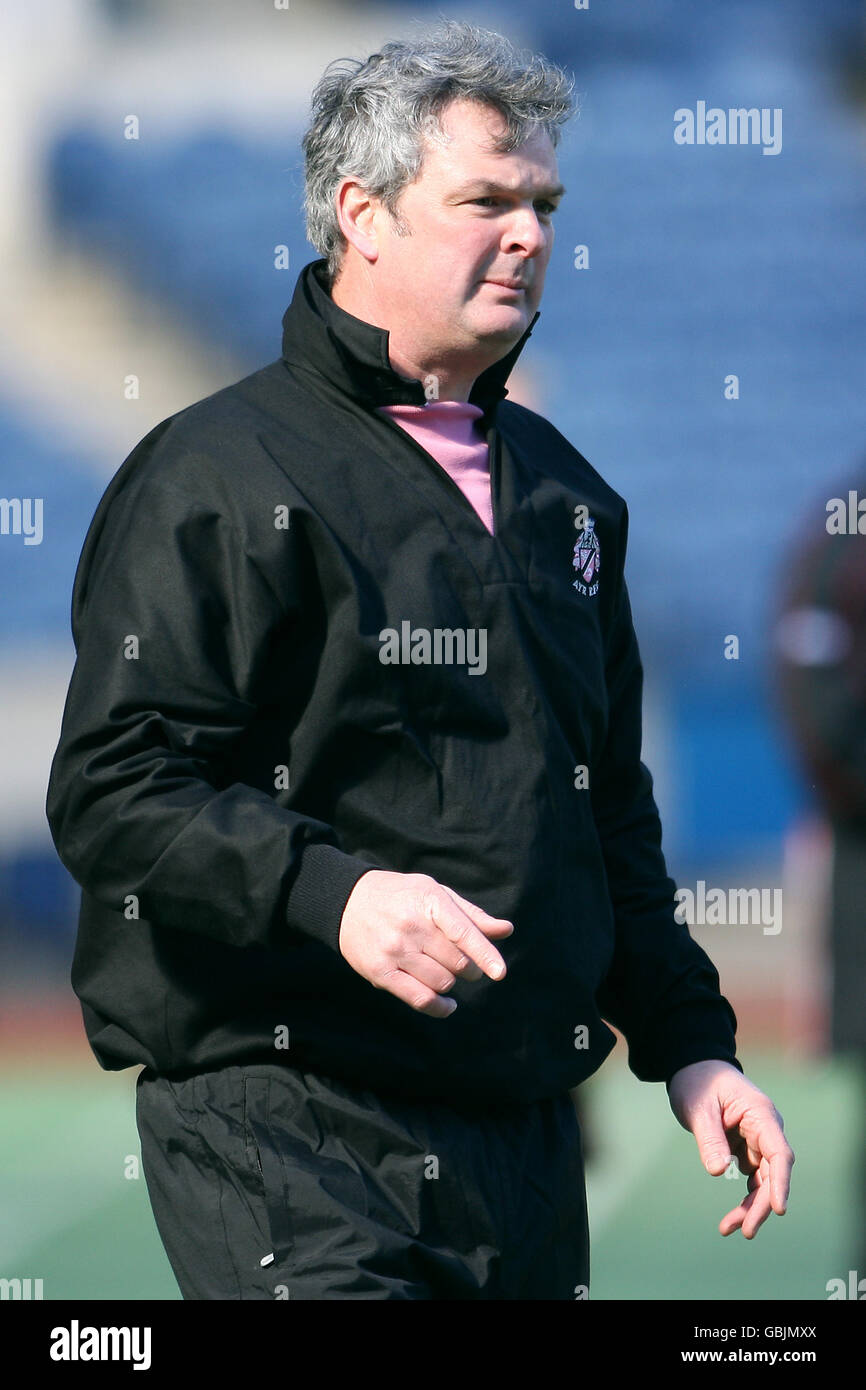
[667,1060,795,1239]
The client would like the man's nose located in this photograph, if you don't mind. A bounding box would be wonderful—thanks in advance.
[502,207,549,257]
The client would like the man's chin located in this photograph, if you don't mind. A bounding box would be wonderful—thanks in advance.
[466,306,530,347]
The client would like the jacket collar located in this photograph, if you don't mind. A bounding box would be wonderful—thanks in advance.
[280,259,539,424]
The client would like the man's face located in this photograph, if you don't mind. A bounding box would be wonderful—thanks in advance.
[365,97,564,368]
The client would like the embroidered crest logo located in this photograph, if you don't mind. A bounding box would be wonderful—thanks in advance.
[572,514,600,596]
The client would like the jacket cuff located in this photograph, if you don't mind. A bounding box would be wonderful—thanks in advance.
[285,843,379,954]
[632,998,742,1088]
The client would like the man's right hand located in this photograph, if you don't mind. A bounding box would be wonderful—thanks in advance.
[338,870,514,1018]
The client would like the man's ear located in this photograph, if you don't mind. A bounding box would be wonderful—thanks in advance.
[334,178,379,265]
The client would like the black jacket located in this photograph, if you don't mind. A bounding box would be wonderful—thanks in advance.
[46,258,740,1108]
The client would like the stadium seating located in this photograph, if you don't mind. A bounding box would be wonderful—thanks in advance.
[36,0,866,859]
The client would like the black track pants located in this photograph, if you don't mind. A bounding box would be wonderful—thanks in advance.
[135,1062,590,1300]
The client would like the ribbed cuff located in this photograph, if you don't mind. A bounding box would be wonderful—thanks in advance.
[284,842,379,955]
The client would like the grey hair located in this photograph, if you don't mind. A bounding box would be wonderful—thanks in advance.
[302,18,577,286]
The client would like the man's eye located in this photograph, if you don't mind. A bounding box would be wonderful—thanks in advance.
[471,197,557,215]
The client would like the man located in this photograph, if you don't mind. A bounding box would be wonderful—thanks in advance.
[46,20,793,1300]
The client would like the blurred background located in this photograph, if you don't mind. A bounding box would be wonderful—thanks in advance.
[1,0,865,1300]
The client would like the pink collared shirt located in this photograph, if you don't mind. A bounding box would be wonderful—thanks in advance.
[375,400,494,535]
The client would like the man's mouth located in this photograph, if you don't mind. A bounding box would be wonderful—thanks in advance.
[482,279,528,292]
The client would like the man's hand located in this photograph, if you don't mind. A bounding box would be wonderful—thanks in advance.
[668,1060,794,1239]
[338,869,514,1018]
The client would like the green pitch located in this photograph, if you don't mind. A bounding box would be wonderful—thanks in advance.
[0,1049,857,1301]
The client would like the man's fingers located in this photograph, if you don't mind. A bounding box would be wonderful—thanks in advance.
[719,1174,760,1236]
[374,966,457,1019]
[738,1109,794,1214]
[400,951,457,996]
[743,1186,773,1239]
[455,957,484,982]
[423,889,511,980]
[721,1172,773,1239]
[769,1145,793,1215]
[719,1192,753,1237]
[340,875,515,1012]
[762,1110,794,1213]
[440,887,515,937]
[418,940,484,983]
[688,1104,732,1176]
[716,1119,792,1235]
[740,1169,772,1238]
